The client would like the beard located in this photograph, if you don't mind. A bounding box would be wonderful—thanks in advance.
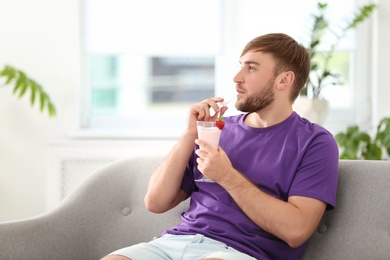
[236,78,275,113]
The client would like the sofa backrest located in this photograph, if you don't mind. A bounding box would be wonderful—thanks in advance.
[302,160,390,259]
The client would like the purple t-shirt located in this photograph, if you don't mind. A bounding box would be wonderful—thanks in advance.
[164,112,339,260]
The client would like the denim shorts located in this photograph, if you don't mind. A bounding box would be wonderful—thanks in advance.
[109,234,256,260]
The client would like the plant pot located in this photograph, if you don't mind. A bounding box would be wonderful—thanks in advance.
[293,96,329,125]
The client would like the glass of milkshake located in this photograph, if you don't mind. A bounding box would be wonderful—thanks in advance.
[195,121,222,182]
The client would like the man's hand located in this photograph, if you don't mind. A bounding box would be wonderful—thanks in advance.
[185,97,228,137]
[195,139,234,183]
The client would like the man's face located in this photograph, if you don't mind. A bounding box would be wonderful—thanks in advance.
[233,50,276,113]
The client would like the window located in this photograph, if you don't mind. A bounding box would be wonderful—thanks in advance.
[81,0,373,136]
[90,55,120,115]
[82,0,221,136]
[89,55,215,115]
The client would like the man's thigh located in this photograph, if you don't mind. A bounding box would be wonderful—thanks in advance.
[108,234,255,260]
[201,250,256,260]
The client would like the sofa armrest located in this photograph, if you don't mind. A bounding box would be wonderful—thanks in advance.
[0,154,188,260]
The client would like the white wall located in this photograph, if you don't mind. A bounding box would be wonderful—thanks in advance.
[373,0,390,123]
[0,0,389,222]
[0,0,80,222]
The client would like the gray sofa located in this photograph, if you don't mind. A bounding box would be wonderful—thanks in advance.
[1,155,389,260]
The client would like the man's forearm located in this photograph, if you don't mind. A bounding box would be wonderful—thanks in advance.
[220,169,326,248]
[144,134,196,213]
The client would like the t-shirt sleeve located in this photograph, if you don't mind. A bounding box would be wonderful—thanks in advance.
[180,150,198,198]
[289,131,339,210]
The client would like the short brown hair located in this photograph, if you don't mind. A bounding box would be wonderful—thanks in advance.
[241,33,310,102]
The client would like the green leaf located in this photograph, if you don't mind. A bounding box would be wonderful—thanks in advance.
[1,66,16,85]
[362,142,382,160]
[311,63,319,71]
[48,102,56,117]
[13,71,23,94]
[335,125,377,160]
[1,65,56,117]
[376,117,390,157]
[30,80,37,105]
[318,3,328,9]
[347,4,376,30]
[358,132,371,143]
[310,39,320,49]
[39,91,46,112]
[18,72,29,98]
[335,132,346,146]
[335,116,390,160]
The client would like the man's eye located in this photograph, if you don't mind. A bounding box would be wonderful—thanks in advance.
[249,65,255,71]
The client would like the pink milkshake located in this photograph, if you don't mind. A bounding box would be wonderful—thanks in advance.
[197,121,221,149]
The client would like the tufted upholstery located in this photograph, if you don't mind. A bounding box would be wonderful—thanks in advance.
[0,155,389,259]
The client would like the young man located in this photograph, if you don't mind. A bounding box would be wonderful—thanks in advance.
[102,33,339,260]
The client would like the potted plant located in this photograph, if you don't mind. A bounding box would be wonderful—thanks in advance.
[0,65,56,117]
[335,117,390,160]
[294,2,376,124]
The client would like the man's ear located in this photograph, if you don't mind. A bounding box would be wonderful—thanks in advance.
[276,71,295,90]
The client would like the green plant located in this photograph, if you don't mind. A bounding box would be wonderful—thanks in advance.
[335,117,390,160]
[301,2,376,98]
[0,65,56,117]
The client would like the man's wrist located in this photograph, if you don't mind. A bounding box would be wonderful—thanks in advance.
[220,169,249,191]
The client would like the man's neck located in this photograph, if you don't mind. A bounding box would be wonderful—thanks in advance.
[244,107,293,128]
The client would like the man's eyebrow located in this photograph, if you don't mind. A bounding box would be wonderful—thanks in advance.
[240,60,260,65]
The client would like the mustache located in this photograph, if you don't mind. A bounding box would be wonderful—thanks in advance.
[236,84,244,92]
